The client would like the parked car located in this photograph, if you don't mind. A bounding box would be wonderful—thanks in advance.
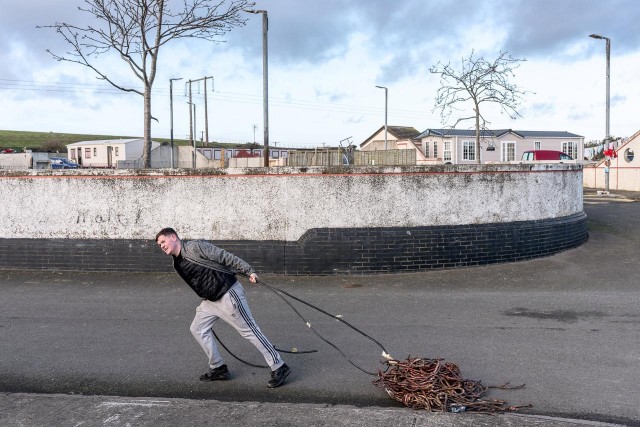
[521,150,573,161]
[50,157,80,169]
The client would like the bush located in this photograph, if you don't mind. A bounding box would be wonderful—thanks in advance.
[40,139,68,153]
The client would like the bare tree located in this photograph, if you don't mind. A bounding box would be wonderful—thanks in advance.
[40,0,251,168]
[429,51,528,164]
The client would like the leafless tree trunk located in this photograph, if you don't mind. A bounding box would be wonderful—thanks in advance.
[40,0,251,168]
[430,51,529,164]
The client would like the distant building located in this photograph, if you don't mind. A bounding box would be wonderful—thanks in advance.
[67,138,160,168]
[584,129,640,191]
[360,126,433,165]
[417,129,583,164]
[360,126,421,150]
[197,146,290,162]
[360,126,584,165]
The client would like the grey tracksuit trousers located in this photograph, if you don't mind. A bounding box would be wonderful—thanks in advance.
[190,282,283,371]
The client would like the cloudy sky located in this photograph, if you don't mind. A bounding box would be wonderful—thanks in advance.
[1,0,639,147]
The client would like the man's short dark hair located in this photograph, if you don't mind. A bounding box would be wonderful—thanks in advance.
[155,227,178,242]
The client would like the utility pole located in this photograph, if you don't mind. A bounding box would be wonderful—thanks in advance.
[201,76,214,145]
[590,33,611,193]
[187,100,196,169]
[261,11,269,167]
[245,9,269,167]
[375,85,388,150]
[169,77,183,168]
[204,78,209,145]
[192,103,197,168]
[188,80,193,156]
[187,76,213,148]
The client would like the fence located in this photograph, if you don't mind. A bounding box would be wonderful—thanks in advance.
[4,149,418,169]
[117,159,143,169]
[287,149,352,167]
[278,148,417,167]
[354,149,416,166]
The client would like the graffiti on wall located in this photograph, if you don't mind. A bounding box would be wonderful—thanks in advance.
[76,207,143,227]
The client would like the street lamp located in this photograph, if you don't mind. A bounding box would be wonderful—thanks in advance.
[375,85,388,150]
[589,33,611,192]
[245,8,269,167]
[169,77,183,168]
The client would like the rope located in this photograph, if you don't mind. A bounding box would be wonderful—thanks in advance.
[211,328,317,369]
[214,273,530,413]
[237,273,390,376]
[374,357,532,412]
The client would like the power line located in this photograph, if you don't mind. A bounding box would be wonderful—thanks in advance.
[0,78,437,121]
[2,78,622,142]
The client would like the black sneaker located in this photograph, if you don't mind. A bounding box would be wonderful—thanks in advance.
[199,364,230,381]
[267,363,291,388]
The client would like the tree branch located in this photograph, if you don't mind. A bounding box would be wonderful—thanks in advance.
[40,0,251,168]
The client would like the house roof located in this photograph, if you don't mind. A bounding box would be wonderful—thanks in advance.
[415,128,584,139]
[67,138,149,147]
[387,126,422,140]
[360,126,421,147]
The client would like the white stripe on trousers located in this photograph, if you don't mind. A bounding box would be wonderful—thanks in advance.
[190,282,283,371]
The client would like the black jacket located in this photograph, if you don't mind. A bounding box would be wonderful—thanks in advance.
[173,240,255,301]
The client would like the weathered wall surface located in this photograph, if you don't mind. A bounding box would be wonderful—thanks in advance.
[0,152,51,169]
[1,164,586,274]
[583,164,640,191]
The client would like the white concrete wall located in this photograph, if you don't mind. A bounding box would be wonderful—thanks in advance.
[0,153,33,168]
[228,157,263,168]
[1,164,583,241]
[149,145,221,169]
[583,163,640,191]
[0,152,52,169]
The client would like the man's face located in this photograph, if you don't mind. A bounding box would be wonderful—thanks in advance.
[157,233,181,256]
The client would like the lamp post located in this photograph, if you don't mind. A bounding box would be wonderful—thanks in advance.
[169,77,183,168]
[375,85,388,150]
[245,8,269,167]
[589,33,611,192]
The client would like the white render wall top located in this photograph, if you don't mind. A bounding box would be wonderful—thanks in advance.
[1,164,583,241]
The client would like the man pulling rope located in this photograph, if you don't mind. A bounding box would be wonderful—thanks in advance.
[155,227,291,389]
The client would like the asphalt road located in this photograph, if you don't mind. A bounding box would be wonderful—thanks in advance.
[0,189,639,426]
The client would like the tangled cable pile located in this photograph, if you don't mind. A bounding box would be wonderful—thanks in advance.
[374,357,531,412]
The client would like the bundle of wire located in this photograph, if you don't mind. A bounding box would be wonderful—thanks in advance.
[374,357,531,412]
[245,275,530,412]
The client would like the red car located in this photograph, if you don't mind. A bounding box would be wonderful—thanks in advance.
[521,150,573,161]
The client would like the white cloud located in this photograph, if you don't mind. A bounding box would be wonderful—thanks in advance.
[1,0,639,146]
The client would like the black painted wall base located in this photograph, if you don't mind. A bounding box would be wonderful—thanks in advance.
[0,213,587,275]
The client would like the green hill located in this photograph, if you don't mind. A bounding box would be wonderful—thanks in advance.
[0,130,227,152]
